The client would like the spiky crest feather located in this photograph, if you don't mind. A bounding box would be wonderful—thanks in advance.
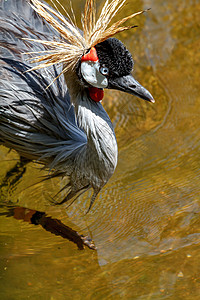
[25,0,147,78]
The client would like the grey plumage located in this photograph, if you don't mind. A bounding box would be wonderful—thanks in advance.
[0,0,117,209]
[0,0,153,211]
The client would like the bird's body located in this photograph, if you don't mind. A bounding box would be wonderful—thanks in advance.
[0,0,153,210]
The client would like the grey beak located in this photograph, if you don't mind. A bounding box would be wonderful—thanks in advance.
[108,74,155,103]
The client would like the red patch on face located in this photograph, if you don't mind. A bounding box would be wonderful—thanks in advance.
[88,87,104,102]
[81,47,99,62]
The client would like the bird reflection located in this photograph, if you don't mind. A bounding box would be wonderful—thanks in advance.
[0,205,96,250]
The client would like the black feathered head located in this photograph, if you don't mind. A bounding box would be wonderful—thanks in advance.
[79,37,154,103]
[95,38,134,78]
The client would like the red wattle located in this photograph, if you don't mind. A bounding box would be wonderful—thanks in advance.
[88,87,104,102]
[81,47,99,62]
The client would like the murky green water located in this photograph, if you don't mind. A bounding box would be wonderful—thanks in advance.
[1,0,200,299]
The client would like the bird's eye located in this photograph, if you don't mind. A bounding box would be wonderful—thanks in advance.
[99,66,109,76]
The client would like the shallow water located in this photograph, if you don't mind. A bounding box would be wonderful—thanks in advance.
[0,0,200,299]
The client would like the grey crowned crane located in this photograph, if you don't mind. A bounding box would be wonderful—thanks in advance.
[0,0,154,212]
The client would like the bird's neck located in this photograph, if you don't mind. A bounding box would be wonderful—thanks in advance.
[75,92,118,186]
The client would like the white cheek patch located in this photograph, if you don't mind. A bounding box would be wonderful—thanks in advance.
[80,61,108,88]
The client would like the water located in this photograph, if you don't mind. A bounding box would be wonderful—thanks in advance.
[0,0,200,299]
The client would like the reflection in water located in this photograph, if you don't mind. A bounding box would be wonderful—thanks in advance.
[0,0,200,299]
[0,205,96,250]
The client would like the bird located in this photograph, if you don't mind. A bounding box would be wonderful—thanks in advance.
[0,0,154,212]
